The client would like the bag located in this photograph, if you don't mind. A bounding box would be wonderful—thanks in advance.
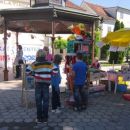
[18,59,24,64]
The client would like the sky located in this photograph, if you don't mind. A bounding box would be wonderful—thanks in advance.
[71,0,130,9]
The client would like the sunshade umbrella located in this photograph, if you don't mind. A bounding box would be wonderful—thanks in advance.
[102,29,130,47]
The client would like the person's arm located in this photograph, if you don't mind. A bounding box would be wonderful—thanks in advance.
[72,65,76,79]
[72,69,75,79]
[26,64,34,76]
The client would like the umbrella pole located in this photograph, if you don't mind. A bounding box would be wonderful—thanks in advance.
[92,21,95,63]
[113,60,115,70]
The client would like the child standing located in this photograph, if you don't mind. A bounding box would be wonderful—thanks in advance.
[26,49,53,123]
[72,51,88,111]
[51,54,62,113]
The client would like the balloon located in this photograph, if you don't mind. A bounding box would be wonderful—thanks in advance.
[71,26,81,35]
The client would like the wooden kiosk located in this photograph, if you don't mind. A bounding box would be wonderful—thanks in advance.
[0,1,99,106]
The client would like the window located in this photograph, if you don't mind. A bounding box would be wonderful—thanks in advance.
[107,26,112,32]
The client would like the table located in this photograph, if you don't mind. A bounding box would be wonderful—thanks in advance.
[88,71,107,93]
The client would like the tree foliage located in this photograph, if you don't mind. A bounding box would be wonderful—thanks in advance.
[94,28,101,57]
[114,20,120,31]
[109,20,125,64]
[54,36,67,50]
[120,22,124,28]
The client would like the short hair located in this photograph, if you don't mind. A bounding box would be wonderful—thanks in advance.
[36,49,46,58]
[43,46,49,52]
[18,45,22,50]
[53,54,62,64]
[76,51,83,60]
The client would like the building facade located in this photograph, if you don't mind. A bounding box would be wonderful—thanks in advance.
[81,1,130,37]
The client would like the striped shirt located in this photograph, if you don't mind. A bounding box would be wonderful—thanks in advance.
[26,61,53,84]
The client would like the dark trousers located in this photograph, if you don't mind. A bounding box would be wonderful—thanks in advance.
[35,82,50,120]
[73,85,87,109]
[15,65,21,78]
[51,86,61,110]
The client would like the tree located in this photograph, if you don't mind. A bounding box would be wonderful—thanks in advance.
[54,36,67,53]
[94,28,101,57]
[120,22,124,28]
[114,20,120,31]
[109,20,125,64]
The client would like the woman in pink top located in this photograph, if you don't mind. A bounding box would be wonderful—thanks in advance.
[43,46,53,61]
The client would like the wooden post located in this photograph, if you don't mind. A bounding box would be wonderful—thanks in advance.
[52,21,55,56]
[16,32,19,46]
[3,20,8,81]
[92,21,95,63]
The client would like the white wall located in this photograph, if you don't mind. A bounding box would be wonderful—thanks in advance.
[117,11,130,28]
[101,23,114,37]
[0,32,44,81]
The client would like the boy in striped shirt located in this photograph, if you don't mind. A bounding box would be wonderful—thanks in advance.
[26,49,53,123]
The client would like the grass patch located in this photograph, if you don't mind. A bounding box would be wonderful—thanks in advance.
[100,62,128,67]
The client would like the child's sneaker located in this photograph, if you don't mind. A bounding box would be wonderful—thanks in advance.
[42,118,48,124]
[51,109,56,113]
[81,105,87,110]
[55,109,61,113]
[73,107,81,112]
[58,106,64,109]
[35,118,42,124]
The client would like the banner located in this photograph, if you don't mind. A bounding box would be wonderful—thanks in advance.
[0,33,44,68]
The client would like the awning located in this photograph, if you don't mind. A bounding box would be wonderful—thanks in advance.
[0,5,99,34]
[102,29,130,47]
[0,5,99,81]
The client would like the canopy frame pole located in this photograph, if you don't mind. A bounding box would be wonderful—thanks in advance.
[52,21,55,56]
[16,32,19,46]
[92,21,95,63]
[3,20,8,81]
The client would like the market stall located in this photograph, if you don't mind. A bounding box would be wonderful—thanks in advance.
[0,3,100,107]
[0,4,99,81]
[98,28,130,94]
[64,23,107,106]
[107,64,130,94]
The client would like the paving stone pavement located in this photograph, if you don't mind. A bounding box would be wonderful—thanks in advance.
[0,81,130,130]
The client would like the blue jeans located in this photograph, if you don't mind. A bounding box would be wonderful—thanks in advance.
[73,85,87,109]
[35,82,50,120]
[51,86,61,110]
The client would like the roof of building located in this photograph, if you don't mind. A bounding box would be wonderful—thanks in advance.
[66,0,84,11]
[83,1,114,20]
[104,6,130,14]
[0,5,99,34]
